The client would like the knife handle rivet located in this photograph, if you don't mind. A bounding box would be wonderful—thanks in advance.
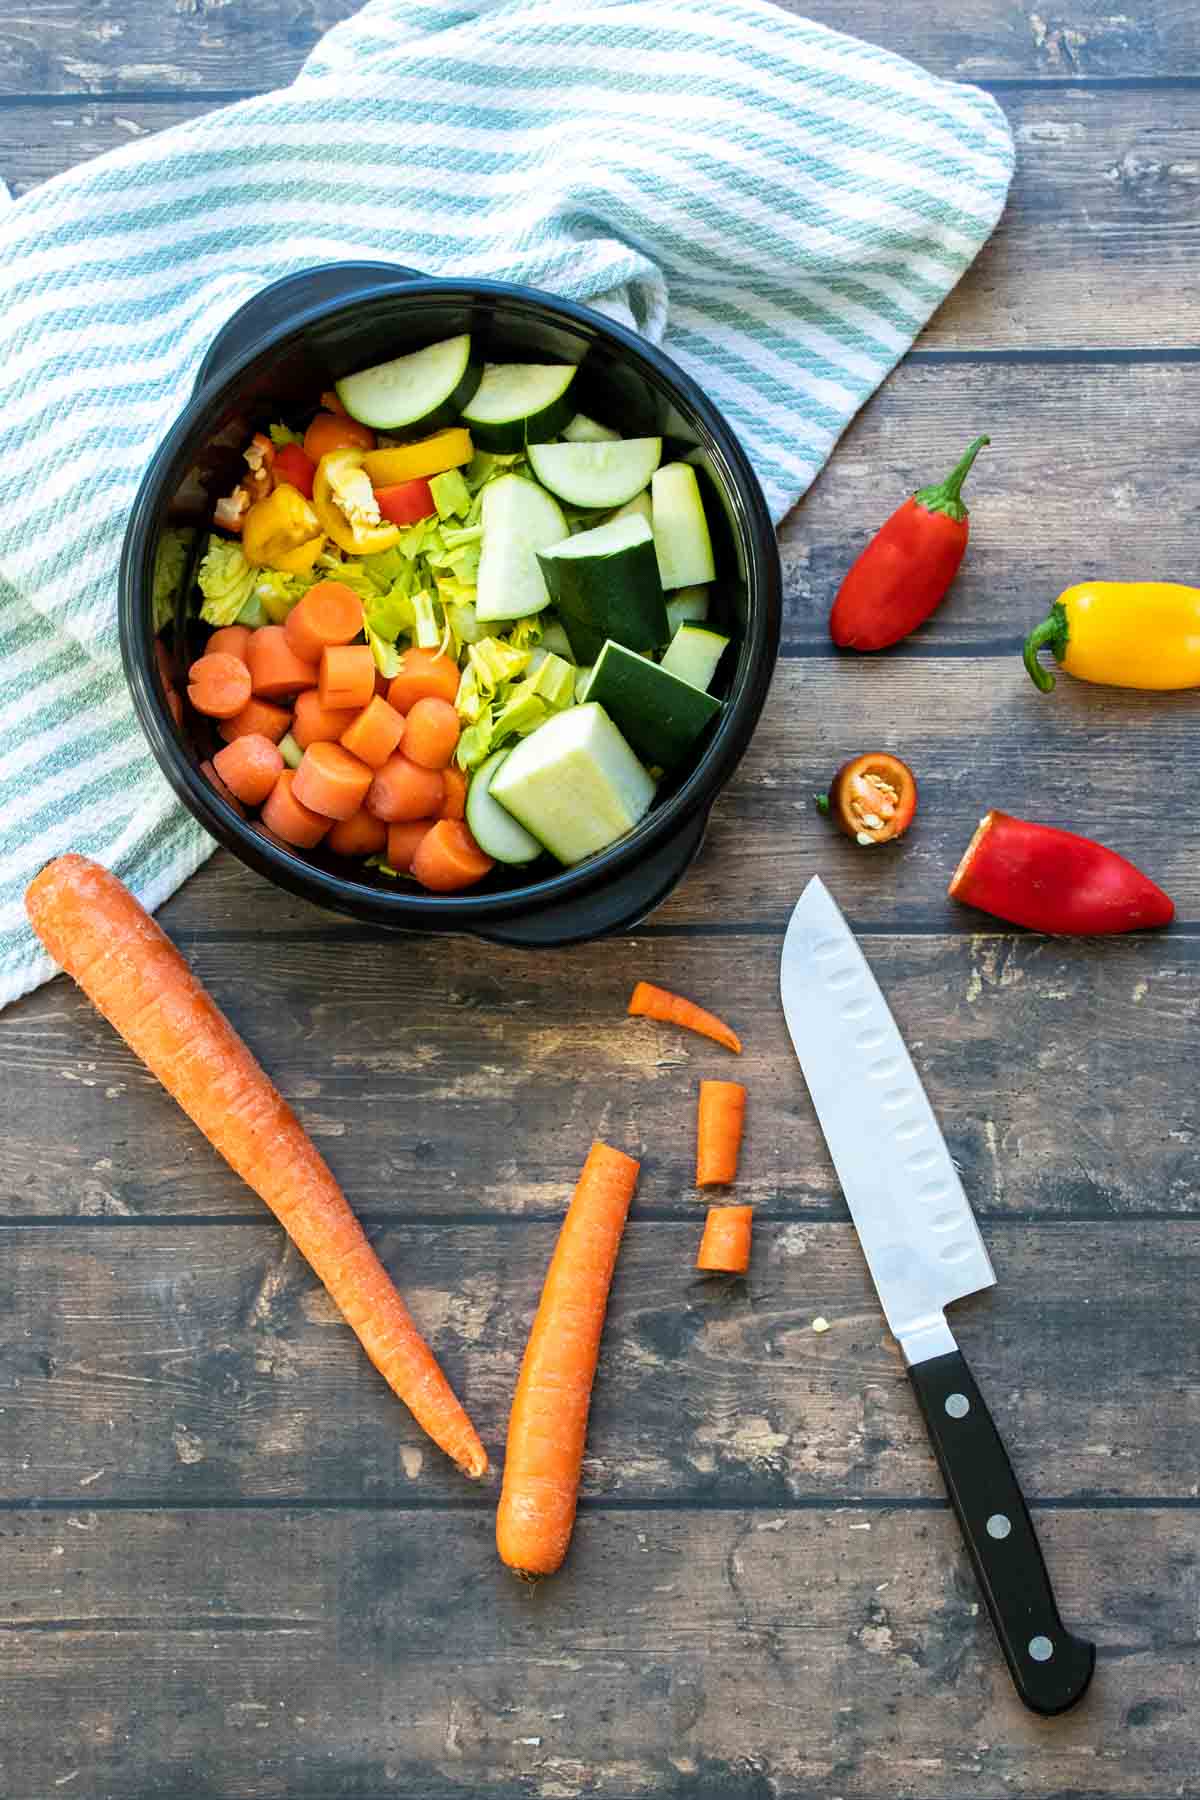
[945,1393,970,1419]
[986,1513,1012,1540]
[1028,1635,1054,1663]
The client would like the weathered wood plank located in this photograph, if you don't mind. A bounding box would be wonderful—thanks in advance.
[0,1220,1193,1503]
[0,0,1195,94]
[3,927,1195,1222]
[0,1505,1193,1798]
[4,93,1200,351]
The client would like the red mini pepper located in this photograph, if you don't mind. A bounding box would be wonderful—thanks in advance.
[820,751,917,845]
[272,442,316,500]
[830,436,988,651]
[949,811,1173,935]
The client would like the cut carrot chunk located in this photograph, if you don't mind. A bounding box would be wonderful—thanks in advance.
[218,697,292,745]
[199,758,247,818]
[696,1080,746,1188]
[339,695,406,769]
[261,769,332,847]
[411,820,494,893]
[292,687,359,750]
[327,808,388,858]
[387,648,461,714]
[187,652,252,719]
[439,766,467,822]
[696,1205,753,1274]
[284,580,364,664]
[319,644,376,713]
[293,742,374,821]
[366,754,445,823]
[206,624,253,665]
[247,625,319,700]
[402,695,459,770]
[213,734,285,808]
[386,819,437,872]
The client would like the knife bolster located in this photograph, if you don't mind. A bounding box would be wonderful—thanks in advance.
[899,1313,957,1365]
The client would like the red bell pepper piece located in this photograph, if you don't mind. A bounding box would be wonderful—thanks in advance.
[374,478,436,527]
[949,811,1173,935]
[830,436,988,652]
[272,442,317,500]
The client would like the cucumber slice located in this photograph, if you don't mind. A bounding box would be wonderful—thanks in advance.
[563,413,621,444]
[609,489,653,527]
[660,623,729,692]
[475,474,568,622]
[538,514,669,664]
[537,617,575,660]
[651,463,716,589]
[461,363,577,452]
[527,437,662,509]
[465,749,543,865]
[665,584,710,633]
[336,335,481,433]
[583,639,722,771]
[574,664,594,702]
[490,703,656,865]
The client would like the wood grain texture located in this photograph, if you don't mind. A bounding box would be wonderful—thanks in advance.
[0,0,1196,92]
[0,1219,1194,1504]
[0,1506,1193,1800]
[4,91,1200,351]
[3,929,1195,1223]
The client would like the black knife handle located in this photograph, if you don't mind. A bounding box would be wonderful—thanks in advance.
[908,1348,1095,1715]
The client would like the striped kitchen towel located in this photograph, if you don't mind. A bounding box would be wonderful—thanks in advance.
[0,0,1013,1006]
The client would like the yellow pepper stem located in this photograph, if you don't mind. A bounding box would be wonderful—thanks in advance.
[1022,601,1069,693]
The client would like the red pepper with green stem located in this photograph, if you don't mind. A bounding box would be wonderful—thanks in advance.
[949,811,1173,935]
[830,436,989,651]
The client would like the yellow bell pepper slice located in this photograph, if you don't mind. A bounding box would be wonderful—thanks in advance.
[361,428,474,487]
[312,450,402,556]
[274,535,325,576]
[241,483,322,568]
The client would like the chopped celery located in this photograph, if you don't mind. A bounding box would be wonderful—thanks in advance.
[429,468,471,521]
[278,733,303,770]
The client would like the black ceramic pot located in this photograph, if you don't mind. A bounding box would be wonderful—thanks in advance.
[119,263,781,946]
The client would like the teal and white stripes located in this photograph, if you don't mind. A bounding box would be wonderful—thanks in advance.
[0,0,1013,1005]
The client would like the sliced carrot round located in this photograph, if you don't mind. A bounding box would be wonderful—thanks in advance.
[218,696,292,745]
[246,625,319,700]
[386,819,437,873]
[327,808,389,858]
[439,766,467,822]
[387,648,461,714]
[292,742,374,821]
[261,769,332,847]
[411,820,494,892]
[319,644,376,713]
[292,687,359,750]
[365,754,445,823]
[187,652,253,719]
[199,757,247,818]
[402,696,459,770]
[284,581,364,664]
[206,624,253,665]
[339,695,406,769]
[213,734,284,808]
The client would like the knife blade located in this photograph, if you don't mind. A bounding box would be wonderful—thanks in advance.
[781,876,1094,1716]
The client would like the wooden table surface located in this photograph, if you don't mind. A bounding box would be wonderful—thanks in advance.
[4,2,1199,1796]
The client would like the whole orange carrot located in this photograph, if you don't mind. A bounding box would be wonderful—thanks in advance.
[26,855,487,1481]
[696,1079,746,1187]
[496,1141,639,1576]
[696,1205,753,1274]
[627,980,741,1054]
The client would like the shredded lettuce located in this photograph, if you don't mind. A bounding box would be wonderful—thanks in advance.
[197,535,257,626]
[467,636,531,698]
[268,423,302,448]
[429,468,471,521]
[236,594,268,628]
[455,648,576,768]
[253,566,318,624]
[152,527,194,633]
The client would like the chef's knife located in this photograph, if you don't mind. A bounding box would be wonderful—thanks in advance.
[780,876,1094,1716]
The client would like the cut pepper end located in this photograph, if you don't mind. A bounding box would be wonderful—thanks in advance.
[948,810,999,900]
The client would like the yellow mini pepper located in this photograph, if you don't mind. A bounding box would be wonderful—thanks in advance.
[241,483,323,571]
[1023,581,1200,692]
[312,448,402,556]
[361,428,473,487]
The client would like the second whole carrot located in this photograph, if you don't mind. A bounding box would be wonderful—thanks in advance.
[696,1079,746,1187]
[497,1141,640,1577]
[25,855,487,1481]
